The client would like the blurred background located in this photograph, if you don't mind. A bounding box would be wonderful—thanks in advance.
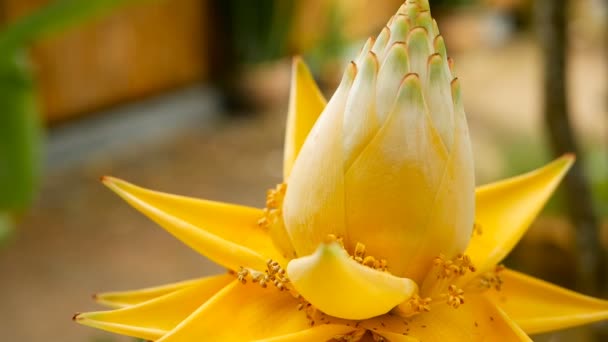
[0,0,606,341]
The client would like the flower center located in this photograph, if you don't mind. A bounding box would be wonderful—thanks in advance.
[243,184,504,338]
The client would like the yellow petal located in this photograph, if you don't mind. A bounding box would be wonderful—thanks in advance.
[469,296,532,341]
[363,295,530,341]
[158,280,310,341]
[94,275,225,309]
[75,274,232,340]
[102,177,283,271]
[283,62,356,256]
[484,269,608,334]
[286,242,418,320]
[344,73,449,281]
[252,325,355,342]
[464,155,574,275]
[283,57,326,179]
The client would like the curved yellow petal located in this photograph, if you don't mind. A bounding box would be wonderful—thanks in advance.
[363,295,530,341]
[94,275,225,309]
[252,324,355,342]
[465,155,574,274]
[158,280,310,341]
[102,177,283,271]
[286,242,418,320]
[283,63,356,256]
[484,269,608,334]
[75,274,232,340]
[283,57,326,179]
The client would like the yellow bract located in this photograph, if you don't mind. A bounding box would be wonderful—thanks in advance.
[287,242,418,319]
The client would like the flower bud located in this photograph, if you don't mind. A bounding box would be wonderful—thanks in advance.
[283,0,474,283]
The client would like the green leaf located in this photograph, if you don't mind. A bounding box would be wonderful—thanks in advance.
[0,51,41,210]
[0,212,14,247]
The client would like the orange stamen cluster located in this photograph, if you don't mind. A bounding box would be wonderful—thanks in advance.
[236,259,289,291]
[478,264,505,291]
[406,294,432,315]
[444,285,465,308]
[334,329,367,341]
[257,183,286,229]
[433,253,476,279]
[352,242,388,272]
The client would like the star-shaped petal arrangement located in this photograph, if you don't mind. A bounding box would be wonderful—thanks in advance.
[75,1,608,341]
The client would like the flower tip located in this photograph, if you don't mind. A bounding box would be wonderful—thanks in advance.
[72,313,82,321]
[557,153,576,172]
[562,153,576,163]
[100,175,119,186]
[292,56,307,72]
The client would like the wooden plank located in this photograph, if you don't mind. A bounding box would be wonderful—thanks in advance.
[3,0,209,123]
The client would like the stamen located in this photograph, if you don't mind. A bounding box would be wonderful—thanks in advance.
[432,253,475,279]
[326,234,345,248]
[443,285,465,308]
[478,264,505,291]
[334,329,367,342]
[354,242,366,263]
[257,183,286,229]
[236,259,290,291]
[420,253,476,310]
[407,295,432,314]
[348,241,388,271]
[372,332,387,341]
[266,183,286,208]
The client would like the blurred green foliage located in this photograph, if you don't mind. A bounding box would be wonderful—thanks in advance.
[224,0,296,64]
[0,50,39,211]
[502,137,608,217]
[0,0,151,240]
[0,212,14,246]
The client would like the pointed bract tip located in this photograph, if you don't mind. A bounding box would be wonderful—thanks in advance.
[292,56,306,72]
[72,313,82,321]
[409,25,429,36]
[402,72,420,84]
[427,52,443,65]
[558,153,576,168]
[100,175,120,186]
[397,73,424,105]
[562,153,576,162]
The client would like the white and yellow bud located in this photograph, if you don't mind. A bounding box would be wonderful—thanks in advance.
[283,0,474,284]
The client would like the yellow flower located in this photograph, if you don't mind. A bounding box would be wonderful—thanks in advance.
[75,1,608,341]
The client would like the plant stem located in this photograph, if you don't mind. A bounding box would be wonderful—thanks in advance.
[535,0,607,297]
